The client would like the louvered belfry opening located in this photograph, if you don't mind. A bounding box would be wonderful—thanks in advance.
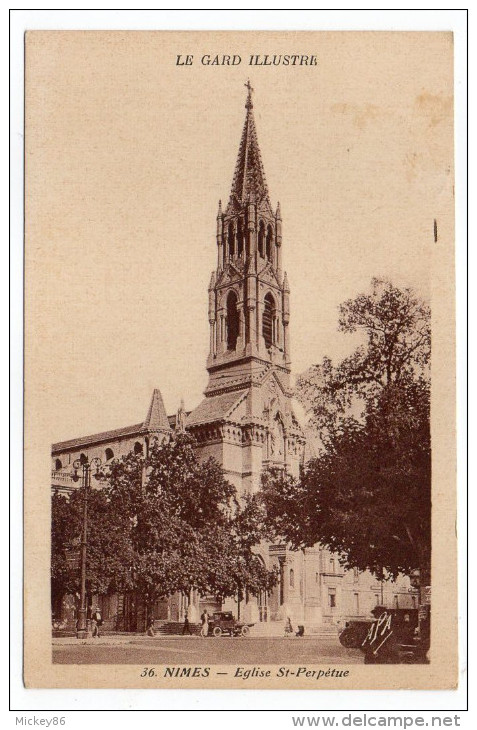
[258,220,265,258]
[263,293,275,349]
[237,218,243,257]
[226,291,239,350]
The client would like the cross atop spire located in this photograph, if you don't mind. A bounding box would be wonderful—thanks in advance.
[244,79,253,109]
[227,82,270,212]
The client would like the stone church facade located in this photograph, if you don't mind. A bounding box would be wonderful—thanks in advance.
[51,87,415,631]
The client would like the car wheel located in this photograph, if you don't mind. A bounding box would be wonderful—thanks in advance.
[241,625,250,637]
[213,626,222,637]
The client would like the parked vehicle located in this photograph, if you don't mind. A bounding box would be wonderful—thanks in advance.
[359,607,428,664]
[339,608,420,651]
[208,611,254,637]
[339,619,373,649]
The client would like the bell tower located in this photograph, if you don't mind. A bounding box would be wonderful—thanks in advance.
[206,81,291,395]
[188,83,304,493]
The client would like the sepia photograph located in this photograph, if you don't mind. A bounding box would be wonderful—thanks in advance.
[22,29,457,690]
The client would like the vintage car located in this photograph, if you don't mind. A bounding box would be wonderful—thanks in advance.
[207,611,254,637]
[338,619,373,649]
[359,607,429,664]
[339,608,420,651]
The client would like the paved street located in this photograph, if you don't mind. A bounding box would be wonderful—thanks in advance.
[53,635,364,665]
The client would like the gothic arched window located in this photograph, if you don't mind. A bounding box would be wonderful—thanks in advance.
[228,222,235,258]
[134,441,143,455]
[266,224,273,261]
[105,448,114,461]
[289,569,295,588]
[258,221,265,258]
[55,458,62,471]
[79,453,87,465]
[237,219,243,257]
[262,293,275,349]
[226,291,239,351]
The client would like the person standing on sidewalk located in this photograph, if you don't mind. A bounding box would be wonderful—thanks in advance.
[200,609,209,637]
[146,615,156,637]
[182,610,192,635]
[91,607,102,638]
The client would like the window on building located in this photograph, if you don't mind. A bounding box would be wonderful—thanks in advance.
[105,448,114,461]
[289,569,294,588]
[237,219,243,257]
[258,221,265,258]
[411,595,417,609]
[315,572,319,584]
[393,595,399,609]
[226,291,239,350]
[134,441,143,455]
[262,293,275,349]
[330,558,335,573]
[79,453,87,465]
[266,224,273,261]
[228,222,235,258]
[354,592,359,615]
[54,458,62,471]
[328,588,336,609]
[353,567,359,583]
[375,594,380,607]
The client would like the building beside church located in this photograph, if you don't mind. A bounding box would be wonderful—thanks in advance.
[52,85,415,631]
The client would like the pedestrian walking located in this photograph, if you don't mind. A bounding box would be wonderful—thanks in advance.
[182,610,192,635]
[284,616,293,637]
[200,609,209,637]
[91,607,102,638]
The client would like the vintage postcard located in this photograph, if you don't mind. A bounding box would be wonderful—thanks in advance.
[24,30,457,689]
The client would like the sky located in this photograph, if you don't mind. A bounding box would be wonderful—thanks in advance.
[25,31,454,444]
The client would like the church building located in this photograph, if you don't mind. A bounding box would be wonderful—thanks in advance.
[52,85,415,631]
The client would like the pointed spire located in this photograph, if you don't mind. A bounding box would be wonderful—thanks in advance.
[283,271,290,292]
[276,201,281,219]
[143,389,171,431]
[227,82,270,211]
[209,271,216,289]
[217,199,222,218]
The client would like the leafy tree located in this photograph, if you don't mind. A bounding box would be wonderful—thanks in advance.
[51,486,132,614]
[52,435,276,627]
[261,279,431,588]
[106,434,277,622]
[297,278,430,442]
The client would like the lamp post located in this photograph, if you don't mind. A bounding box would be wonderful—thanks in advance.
[72,456,102,639]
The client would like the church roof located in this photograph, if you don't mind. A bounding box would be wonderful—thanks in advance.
[227,82,270,211]
[186,389,248,427]
[52,423,144,453]
[52,388,171,453]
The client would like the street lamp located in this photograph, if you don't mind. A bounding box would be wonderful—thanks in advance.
[72,456,102,639]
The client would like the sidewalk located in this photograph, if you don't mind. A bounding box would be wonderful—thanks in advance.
[53,633,209,646]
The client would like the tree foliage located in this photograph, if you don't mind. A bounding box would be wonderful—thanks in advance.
[51,485,132,608]
[52,433,277,614]
[261,279,431,583]
[297,278,430,442]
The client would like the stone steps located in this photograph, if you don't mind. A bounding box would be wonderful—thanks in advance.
[155,621,202,635]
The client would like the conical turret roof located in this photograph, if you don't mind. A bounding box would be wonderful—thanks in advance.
[143,388,171,431]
